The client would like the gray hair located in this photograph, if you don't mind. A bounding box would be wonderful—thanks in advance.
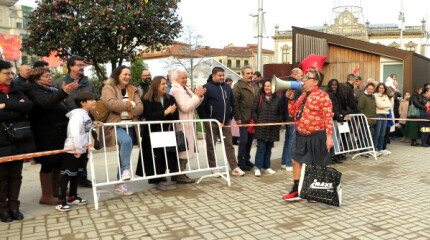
[241,65,252,75]
[170,68,187,83]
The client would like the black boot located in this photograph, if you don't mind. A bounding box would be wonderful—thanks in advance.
[9,209,24,221]
[411,139,419,146]
[0,212,12,223]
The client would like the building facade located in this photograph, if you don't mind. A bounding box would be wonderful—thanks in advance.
[0,1,31,36]
[141,42,274,76]
[273,9,428,64]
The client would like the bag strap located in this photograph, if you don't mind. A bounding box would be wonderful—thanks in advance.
[257,94,263,113]
[296,91,311,120]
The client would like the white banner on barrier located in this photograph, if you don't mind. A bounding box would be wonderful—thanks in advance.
[150,131,176,148]
[337,122,350,133]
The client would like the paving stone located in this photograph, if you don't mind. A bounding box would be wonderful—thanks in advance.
[2,140,429,239]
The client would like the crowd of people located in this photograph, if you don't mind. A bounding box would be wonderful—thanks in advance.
[1,56,430,222]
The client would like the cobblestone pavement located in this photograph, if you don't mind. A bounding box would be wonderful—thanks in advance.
[1,139,429,240]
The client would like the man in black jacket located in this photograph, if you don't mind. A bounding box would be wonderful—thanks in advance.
[12,65,31,90]
[197,67,245,176]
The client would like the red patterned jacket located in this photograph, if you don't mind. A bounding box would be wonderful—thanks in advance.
[291,88,334,135]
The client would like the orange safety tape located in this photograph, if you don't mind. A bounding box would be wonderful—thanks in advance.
[0,149,75,163]
[223,117,430,128]
[223,122,295,128]
[366,117,430,121]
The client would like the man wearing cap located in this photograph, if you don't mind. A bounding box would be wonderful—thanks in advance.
[282,69,334,201]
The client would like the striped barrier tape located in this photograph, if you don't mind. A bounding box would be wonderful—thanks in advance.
[0,148,75,163]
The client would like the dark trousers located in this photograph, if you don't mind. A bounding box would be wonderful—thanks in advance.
[238,127,254,166]
[204,122,238,169]
[0,160,23,213]
[58,153,87,202]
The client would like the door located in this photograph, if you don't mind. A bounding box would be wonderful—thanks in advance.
[383,64,403,92]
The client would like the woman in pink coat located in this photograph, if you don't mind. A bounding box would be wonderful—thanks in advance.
[169,69,206,183]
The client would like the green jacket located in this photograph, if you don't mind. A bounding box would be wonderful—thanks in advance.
[54,74,98,109]
[357,91,376,126]
[232,79,259,123]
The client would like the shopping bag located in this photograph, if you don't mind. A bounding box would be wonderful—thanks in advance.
[298,164,342,207]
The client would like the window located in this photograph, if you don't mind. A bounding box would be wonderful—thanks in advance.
[16,22,23,29]
[281,45,290,64]
[244,60,249,66]
[227,60,232,68]
[236,60,241,68]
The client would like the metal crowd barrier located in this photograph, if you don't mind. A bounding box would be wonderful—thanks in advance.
[332,114,378,160]
[88,119,231,210]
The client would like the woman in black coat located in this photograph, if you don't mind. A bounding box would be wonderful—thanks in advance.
[252,79,281,177]
[24,67,78,205]
[135,76,179,191]
[0,60,35,222]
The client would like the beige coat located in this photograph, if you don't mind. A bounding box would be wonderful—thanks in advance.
[374,93,392,115]
[399,99,409,124]
[101,79,144,147]
[169,82,203,159]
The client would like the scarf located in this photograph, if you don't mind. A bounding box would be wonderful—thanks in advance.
[0,84,10,94]
[38,82,59,92]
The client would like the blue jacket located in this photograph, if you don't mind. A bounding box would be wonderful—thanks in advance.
[197,77,234,125]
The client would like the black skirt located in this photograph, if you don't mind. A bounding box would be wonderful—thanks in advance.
[292,130,331,167]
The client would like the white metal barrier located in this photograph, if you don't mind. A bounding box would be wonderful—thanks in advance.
[88,119,231,210]
[332,114,378,160]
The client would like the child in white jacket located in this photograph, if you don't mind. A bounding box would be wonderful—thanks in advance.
[56,92,102,212]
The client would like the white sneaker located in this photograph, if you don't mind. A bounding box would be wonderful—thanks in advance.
[384,150,392,155]
[373,151,381,157]
[121,169,131,180]
[379,150,391,156]
[280,165,287,168]
[255,169,261,177]
[379,150,389,156]
[285,166,293,172]
[114,184,134,195]
[232,167,245,176]
[264,168,276,175]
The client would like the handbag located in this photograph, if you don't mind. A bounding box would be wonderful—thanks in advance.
[90,100,110,122]
[166,124,188,153]
[298,164,343,207]
[247,95,263,133]
[407,103,420,118]
[2,121,33,143]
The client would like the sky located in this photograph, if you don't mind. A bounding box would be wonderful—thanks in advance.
[16,0,430,50]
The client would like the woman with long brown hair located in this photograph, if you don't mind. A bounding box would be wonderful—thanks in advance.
[135,76,179,191]
[101,65,143,195]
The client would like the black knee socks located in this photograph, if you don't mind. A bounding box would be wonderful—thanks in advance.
[292,180,299,192]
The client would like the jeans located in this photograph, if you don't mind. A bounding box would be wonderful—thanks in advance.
[238,127,254,166]
[116,127,135,172]
[254,140,274,169]
[281,124,295,166]
[373,114,387,151]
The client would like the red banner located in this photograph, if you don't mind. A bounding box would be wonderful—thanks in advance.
[0,34,21,61]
